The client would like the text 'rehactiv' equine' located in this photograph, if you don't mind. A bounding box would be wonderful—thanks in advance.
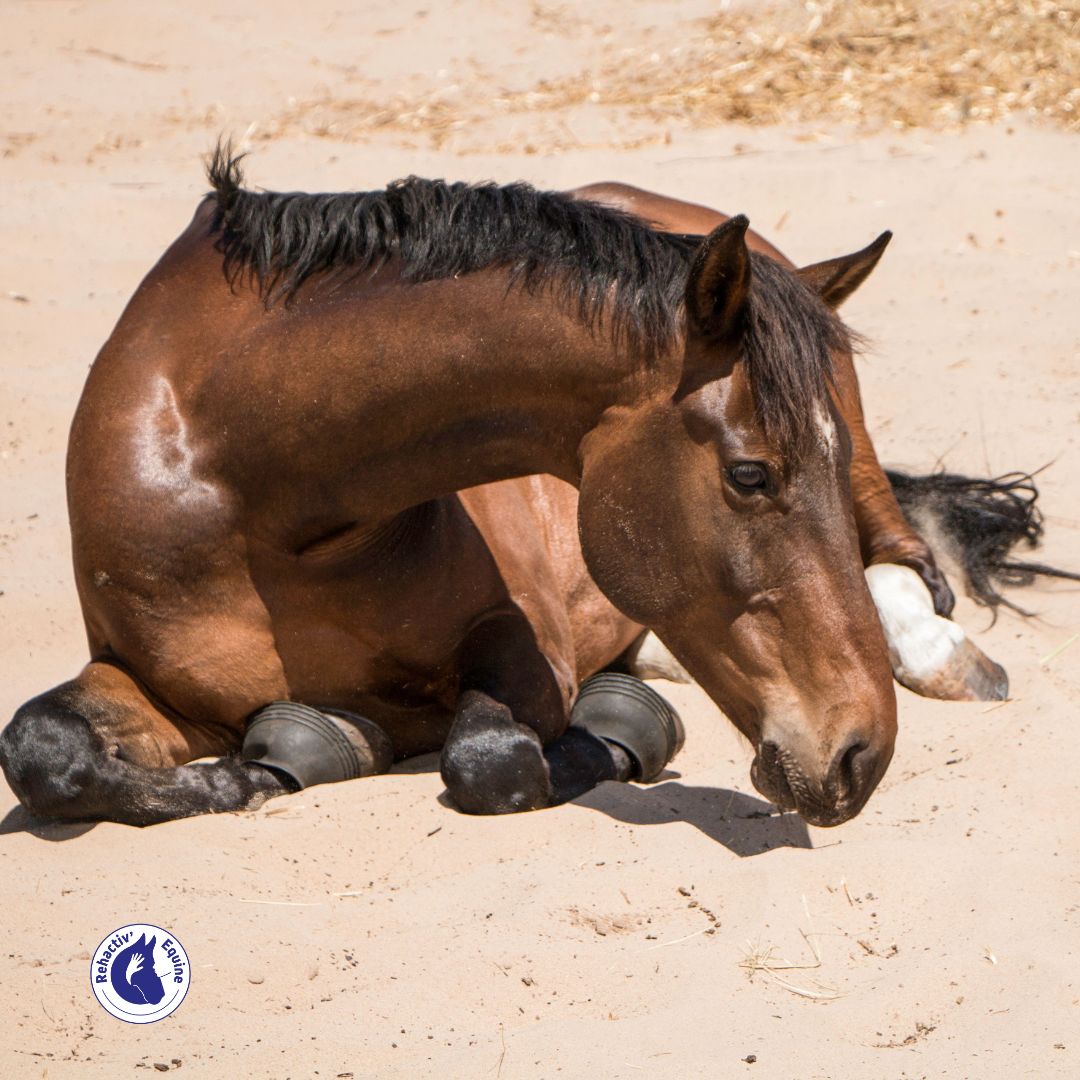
[1,147,1038,829]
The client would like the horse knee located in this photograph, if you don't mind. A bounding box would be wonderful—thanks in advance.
[440,691,552,815]
[0,691,105,820]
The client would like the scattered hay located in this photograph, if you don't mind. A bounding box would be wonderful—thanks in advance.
[1040,631,1079,665]
[274,87,464,149]
[741,894,846,1000]
[739,932,843,1001]
[739,922,846,1001]
[269,1,1079,152]
[513,0,1080,133]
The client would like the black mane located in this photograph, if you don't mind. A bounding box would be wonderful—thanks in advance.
[206,143,849,452]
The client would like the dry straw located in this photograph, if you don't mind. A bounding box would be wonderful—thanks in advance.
[516,0,1080,132]
[274,1,1079,148]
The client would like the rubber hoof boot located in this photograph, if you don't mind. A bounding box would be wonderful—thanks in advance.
[241,701,394,789]
[570,672,685,782]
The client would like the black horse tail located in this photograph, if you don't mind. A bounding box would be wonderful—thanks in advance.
[886,468,1080,615]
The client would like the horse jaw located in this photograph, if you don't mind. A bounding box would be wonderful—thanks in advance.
[865,564,1008,701]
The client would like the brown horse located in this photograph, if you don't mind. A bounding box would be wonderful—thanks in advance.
[3,150,929,828]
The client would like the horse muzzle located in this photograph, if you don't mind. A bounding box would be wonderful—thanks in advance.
[750,731,893,828]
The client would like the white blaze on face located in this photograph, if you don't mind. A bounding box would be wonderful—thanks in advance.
[813,401,838,457]
[865,563,966,682]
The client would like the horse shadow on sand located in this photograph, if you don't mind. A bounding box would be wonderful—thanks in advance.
[0,803,97,841]
[1,762,811,856]
[417,750,812,857]
[571,775,813,857]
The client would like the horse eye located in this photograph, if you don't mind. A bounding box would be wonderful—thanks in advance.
[727,462,769,493]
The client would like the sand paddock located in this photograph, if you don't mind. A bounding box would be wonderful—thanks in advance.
[2,2,1078,1076]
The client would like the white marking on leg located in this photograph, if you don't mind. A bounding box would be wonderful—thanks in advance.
[865,563,965,681]
[626,632,692,684]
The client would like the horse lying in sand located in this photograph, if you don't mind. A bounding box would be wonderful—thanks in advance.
[3,151,1059,829]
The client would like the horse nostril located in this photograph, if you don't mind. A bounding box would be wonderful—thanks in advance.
[833,738,869,799]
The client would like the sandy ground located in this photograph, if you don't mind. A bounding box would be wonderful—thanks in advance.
[2,2,1079,1077]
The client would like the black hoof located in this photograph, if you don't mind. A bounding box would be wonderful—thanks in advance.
[241,702,393,790]
[570,672,684,782]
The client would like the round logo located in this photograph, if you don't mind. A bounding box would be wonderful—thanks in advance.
[90,924,190,1023]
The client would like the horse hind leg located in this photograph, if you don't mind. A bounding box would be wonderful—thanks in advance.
[620,630,693,684]
[865,564,1008,702]
[0,661,294,826]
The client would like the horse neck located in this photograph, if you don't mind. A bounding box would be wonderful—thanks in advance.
[314,270,673,515]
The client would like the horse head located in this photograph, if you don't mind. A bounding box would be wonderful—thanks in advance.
[578,217,896,826]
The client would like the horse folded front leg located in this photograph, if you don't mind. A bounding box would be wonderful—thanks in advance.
[440,675,684,815]
[865,564,1008,702]
[0,661,293,826]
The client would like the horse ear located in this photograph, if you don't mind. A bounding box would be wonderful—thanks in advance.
[685,215,751,337]
[798,231,891,308]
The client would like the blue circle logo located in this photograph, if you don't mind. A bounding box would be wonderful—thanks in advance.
[90,924,190,1023]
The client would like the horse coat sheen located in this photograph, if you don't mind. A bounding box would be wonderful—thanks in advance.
[0,152,1005,828]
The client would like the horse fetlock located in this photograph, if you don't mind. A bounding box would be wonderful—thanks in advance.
[238,770,286,811]
[240,701,393,790]
[866,563,1008,702]
[441,692,552,814]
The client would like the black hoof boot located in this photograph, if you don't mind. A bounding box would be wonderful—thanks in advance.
[241,702,394,790]
[570,673,684,782]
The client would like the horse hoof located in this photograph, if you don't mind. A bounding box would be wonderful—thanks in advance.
[866,564,1009,702]
[241,701,394,789]
[570,672,685,782]
[896,637,1009,702]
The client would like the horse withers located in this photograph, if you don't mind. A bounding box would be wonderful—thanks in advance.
[2,150,900,827]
